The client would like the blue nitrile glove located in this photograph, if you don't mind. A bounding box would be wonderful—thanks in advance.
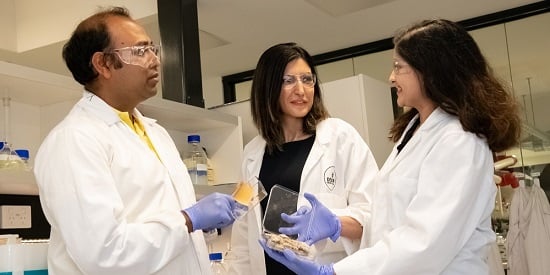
[183,192,236,231]
[279,192,341,245]
[259,239,334,275]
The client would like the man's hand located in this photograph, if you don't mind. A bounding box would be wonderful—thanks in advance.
[183,192,236,231]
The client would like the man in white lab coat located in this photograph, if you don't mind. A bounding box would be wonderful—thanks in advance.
[34,7,235,274]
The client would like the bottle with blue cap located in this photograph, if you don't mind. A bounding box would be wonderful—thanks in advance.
[0,141,24,170]
[209,252,226,275]
[183,134,208,185]
[15,149,31,170]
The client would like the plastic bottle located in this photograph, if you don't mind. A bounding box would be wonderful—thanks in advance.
[209,252,226,275]
[14,149,30,170]
[183,134,208,185]
[0,141,23,170]
[0,141,8,168]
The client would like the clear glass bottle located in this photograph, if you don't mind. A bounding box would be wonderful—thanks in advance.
[209,252,226,275]
[183,134,208,185]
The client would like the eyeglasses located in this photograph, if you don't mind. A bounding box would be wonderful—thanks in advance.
[105,44,161,68]
[282,73,316,90]
[392,60,412,75]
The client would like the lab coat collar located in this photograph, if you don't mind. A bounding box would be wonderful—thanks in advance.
[132,108,157,127]
[244,136,266,161]
[396,107,449,140]
[243,136,267,180]
[418,107,451,132]
[301,119,331,181]
[79,90,157,127]
[383,107,449,171]
[315,119,333,146]
[78,91,122,126]
[243,119,331,181]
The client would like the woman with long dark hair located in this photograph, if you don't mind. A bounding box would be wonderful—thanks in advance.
[261,19,521,275]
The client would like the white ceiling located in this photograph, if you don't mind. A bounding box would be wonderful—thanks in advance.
[0,0,544,106]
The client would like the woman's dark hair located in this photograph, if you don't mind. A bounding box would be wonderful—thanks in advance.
[389,19,521,152]
[62,6,130,87]
[250,42,329,153]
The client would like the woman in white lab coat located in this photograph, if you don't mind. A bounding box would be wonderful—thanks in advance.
[229,43,379,275]
[260,19,522,275]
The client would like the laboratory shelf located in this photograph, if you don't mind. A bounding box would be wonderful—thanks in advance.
[0,169,38,195]
[0,61,243,193]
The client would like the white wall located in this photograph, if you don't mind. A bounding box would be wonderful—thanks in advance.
[10,0,157,52]
[0,0,16,51]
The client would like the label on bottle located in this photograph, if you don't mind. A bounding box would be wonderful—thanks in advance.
[197,163,208,176]
[186,162,208,185]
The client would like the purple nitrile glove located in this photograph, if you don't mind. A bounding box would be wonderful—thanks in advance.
[279,192,341,245]
[183,192,236,231]
[259,239,334,275]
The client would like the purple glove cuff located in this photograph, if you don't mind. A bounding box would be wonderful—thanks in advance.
[182,208,198,231]
[320,263,335,275]
[330,216,342,242]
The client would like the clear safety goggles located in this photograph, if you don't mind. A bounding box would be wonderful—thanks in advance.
[282,73,316,90]
[391,60,412,75]
[105,44,161,68]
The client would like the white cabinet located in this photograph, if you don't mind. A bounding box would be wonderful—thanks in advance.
[321,74,395,167]
[0,61,243,194]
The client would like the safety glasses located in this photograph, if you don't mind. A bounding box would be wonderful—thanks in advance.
[105,44,161,68]
[282,73,316,90]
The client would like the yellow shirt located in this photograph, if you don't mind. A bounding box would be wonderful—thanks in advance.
[116,110,159,159]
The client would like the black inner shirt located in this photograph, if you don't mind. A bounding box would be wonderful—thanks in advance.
[396,118,420,155]
[259,134,315,274]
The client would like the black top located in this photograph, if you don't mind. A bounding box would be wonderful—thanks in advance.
[259,134,315,275]
[396,118,420,155]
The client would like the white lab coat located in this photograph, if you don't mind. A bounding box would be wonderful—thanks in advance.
[34,91,211,275]
[334,108,497,275]
[523,180,550,275]
[507,179,550,275]
[228,118,378,275]
[506,181,530,275]
[488,241,505,275]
